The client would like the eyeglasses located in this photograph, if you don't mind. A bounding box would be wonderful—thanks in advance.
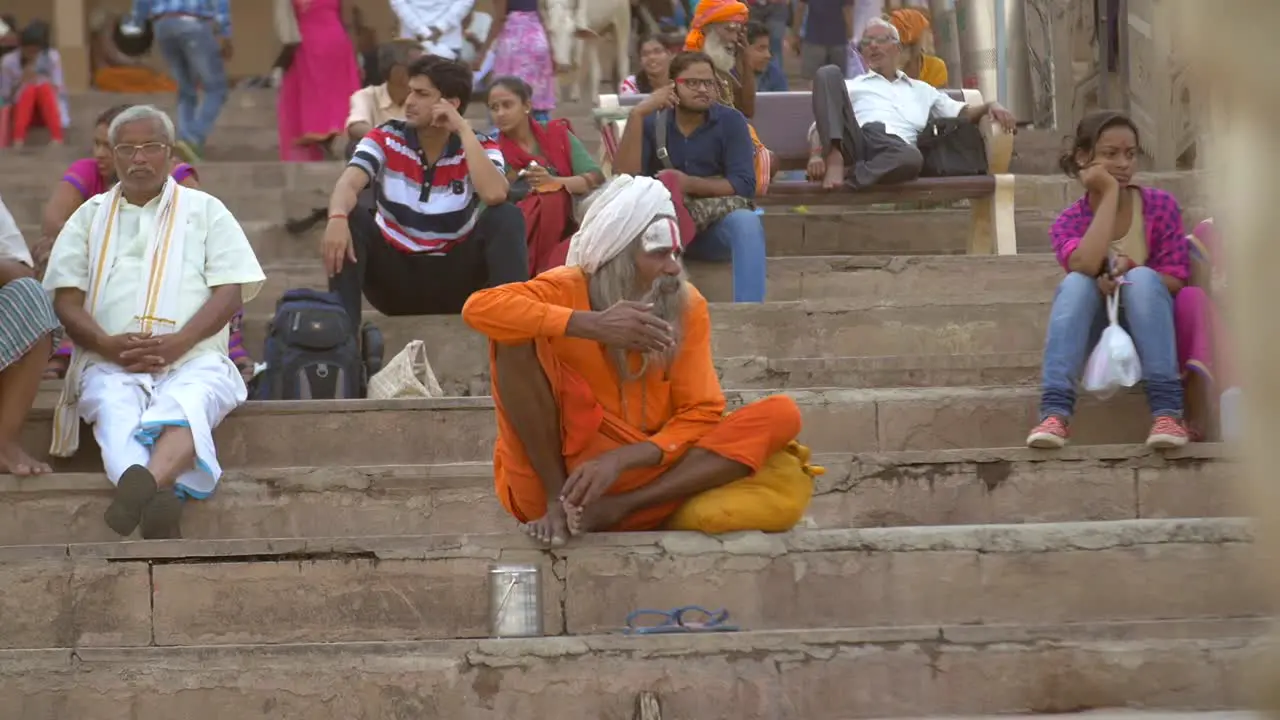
[676,78,719,90]
[113,142,170,160]
[859,36,898,48]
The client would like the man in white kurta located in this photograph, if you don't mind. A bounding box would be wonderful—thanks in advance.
[43,105,265,540]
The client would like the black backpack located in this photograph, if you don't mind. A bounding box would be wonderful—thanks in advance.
[917,117,989,177]
[255,289,365,400]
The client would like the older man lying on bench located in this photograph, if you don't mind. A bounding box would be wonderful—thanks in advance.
[462,175,805,546]
[809,17,1016,189]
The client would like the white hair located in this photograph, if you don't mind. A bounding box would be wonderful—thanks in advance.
[862,17,901,44]
[107,105,176,145]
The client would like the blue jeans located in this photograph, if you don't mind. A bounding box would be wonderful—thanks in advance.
[154,16,228,148]
[684,209,767,303]
[1039,266,1183,420]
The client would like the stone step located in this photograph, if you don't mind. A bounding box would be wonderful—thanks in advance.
[243,253,1068,312]
[0,445,1232,545]
[885,707,1254,712]
[37,351,1045,408]
[6,195,1059,254]
[233,300,1056,393]
[13,210,1057,262]
[0,161,1206,216]
[20,387,1172,471]
[1,618,1262,718]
[0,518,1262,649]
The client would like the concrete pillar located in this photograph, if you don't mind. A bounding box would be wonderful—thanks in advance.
[53,0,90,92]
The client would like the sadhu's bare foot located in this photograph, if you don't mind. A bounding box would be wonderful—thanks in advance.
[0,440,51,476]
[563,496,631,537]
[821,151,844,190]
[520,503,570,547]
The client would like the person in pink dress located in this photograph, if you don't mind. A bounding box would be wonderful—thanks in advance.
[277,0,362,162]
[478,0,556,122]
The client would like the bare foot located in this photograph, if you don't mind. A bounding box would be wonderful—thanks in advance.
[821,151,844,190]
[0,441,51,476]
[520,504,570,546]
[563,496,631,536]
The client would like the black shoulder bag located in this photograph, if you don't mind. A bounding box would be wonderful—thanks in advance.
[917,117,989,178]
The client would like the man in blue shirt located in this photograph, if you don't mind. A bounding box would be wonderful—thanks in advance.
[613,51,767,303]
[128,0,231,162]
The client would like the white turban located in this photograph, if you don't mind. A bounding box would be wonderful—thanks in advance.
[565,175,679,274]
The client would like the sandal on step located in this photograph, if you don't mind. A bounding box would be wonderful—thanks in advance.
[104,465,158,537]
[139,491,184,540]
[623,606,739,635]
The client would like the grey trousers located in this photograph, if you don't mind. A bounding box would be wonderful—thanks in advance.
[811,64,924,188]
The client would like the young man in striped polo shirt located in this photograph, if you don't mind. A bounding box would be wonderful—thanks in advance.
[322,55,526,327]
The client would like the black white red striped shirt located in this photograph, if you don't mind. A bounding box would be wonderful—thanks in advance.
[350,120,507,254]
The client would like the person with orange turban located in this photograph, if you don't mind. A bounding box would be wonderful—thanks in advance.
[887,7,948,88]
[682,0,775,194]
[684,0,750,53]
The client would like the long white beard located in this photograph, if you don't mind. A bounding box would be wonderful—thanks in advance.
[704,34,736,73]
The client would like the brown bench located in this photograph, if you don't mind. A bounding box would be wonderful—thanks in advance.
[596,89,1017,255]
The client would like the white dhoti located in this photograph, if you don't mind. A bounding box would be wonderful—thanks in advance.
[78,353,246,499]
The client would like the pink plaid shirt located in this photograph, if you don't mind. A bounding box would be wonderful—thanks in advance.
[1050,186,1190,281]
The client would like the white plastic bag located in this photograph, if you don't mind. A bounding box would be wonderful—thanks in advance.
[1082,292,1142,398]
[367,340,445,400]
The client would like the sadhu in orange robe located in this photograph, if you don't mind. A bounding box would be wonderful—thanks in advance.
[462,266,803,531]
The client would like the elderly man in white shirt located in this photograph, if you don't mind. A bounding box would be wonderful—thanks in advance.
[391,0,476,60]
[0,195,59,477]
[43,105,266,540]
[807,17,1016,189]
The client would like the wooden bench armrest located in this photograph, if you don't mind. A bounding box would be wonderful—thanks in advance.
[981,117,1015,175]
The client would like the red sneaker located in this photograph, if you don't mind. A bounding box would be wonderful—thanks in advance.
[1146,416,1189,449]
[1027,416,1069,449]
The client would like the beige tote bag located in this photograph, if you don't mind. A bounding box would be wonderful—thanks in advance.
[367,340,445,400]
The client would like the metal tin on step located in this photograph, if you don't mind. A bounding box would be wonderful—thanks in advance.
[489,564,543,638]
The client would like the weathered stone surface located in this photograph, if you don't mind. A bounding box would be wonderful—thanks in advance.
[0,445,1232,544]
[0,552,150,649]
[0,620,1264,718]
[244,253,1070,312]
[238,300,1057,382]
[0,519,1261,647]
[811,444,1237,528]
[20,386,1172,471]
[151,553,560,645]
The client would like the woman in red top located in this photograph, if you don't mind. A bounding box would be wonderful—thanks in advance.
[487,76,605,275]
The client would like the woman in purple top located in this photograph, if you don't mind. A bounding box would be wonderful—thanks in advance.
[1026,111,1190,450]
[35,104,250,382]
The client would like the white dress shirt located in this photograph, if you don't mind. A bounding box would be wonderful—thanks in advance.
[845,70,967,146]
[390,0,476,60]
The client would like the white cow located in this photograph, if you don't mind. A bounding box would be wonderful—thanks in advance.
[545,0,632,104]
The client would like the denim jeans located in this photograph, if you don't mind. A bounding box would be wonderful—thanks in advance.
[684,208,767,302]
[1039,266,1183,421]
[154,16,228,148]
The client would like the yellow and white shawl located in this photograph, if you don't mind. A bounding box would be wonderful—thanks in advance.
[50,178,190,457]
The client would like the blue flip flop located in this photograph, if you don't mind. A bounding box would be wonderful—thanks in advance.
[623,605,739,635]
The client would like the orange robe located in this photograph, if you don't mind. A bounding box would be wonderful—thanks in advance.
[462,266,803,531]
